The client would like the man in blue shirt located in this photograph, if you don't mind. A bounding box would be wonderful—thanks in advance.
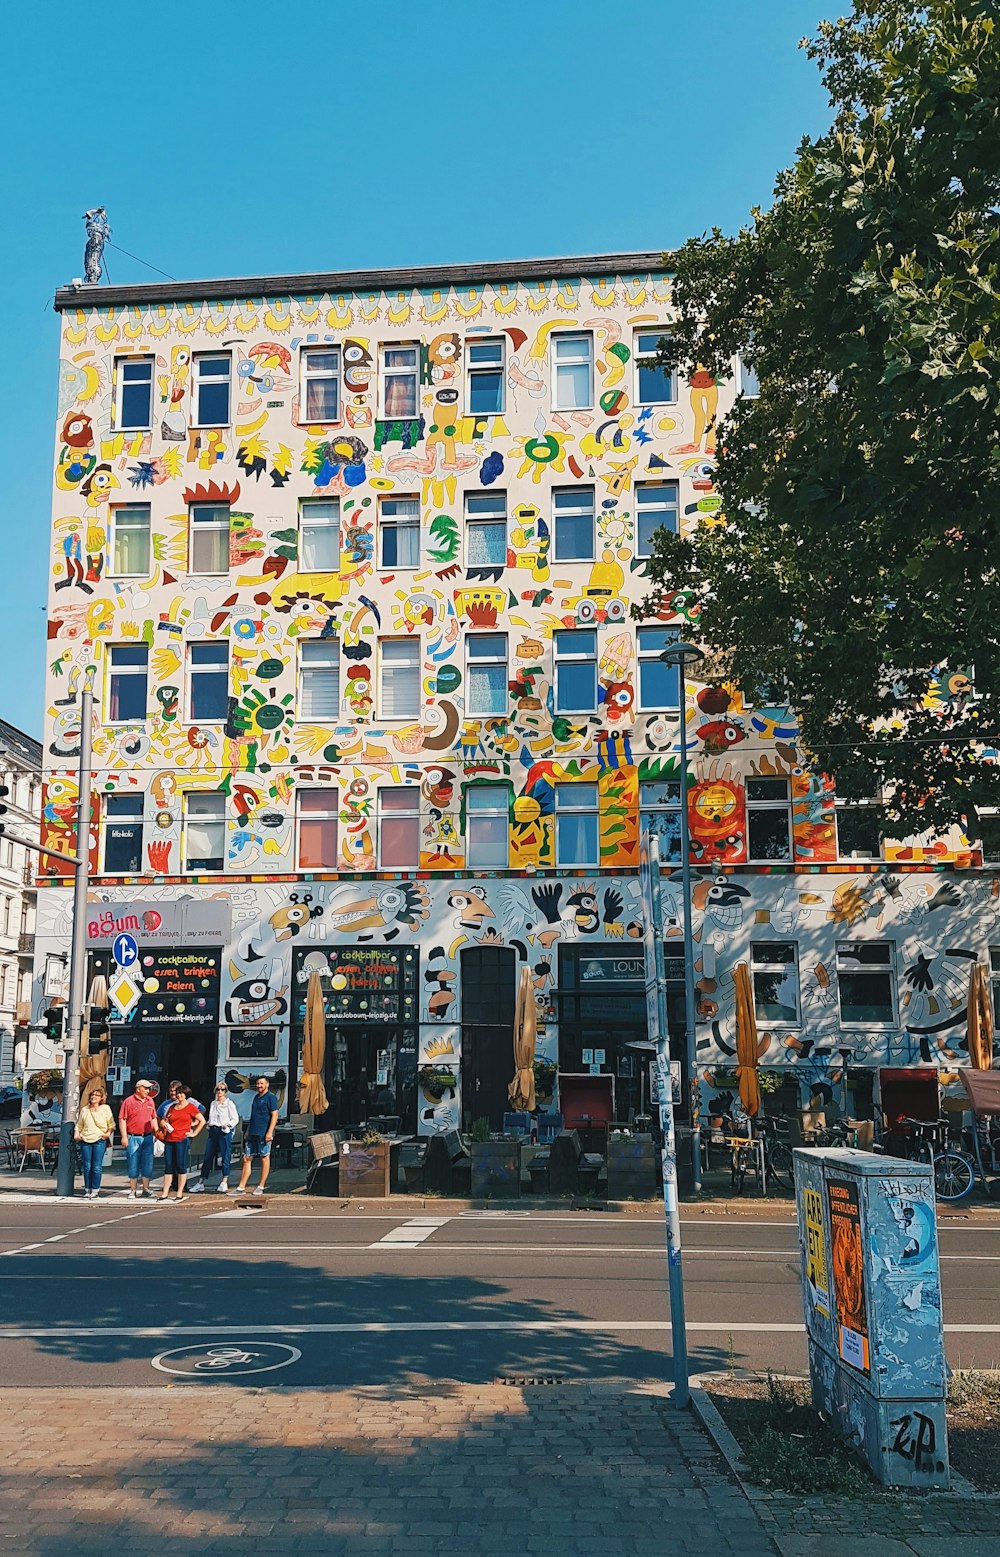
[237,1075,280,1196]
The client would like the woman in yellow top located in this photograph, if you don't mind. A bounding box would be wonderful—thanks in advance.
[75,1086,116,1200]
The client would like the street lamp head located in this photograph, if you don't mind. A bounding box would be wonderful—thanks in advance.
[659,641,702,666]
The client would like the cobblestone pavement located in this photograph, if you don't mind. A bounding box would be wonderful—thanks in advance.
[0,1384,778,1556]
[751,1486,1000,1557]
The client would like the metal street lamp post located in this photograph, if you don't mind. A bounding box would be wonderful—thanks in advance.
[660,641,704,1195]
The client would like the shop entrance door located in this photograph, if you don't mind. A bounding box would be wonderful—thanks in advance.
[461,945,517,1130]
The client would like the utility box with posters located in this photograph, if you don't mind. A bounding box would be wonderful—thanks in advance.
[794,1148,949,1489]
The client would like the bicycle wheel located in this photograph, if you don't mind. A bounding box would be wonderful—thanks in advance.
[934,1151,975,1202]
[769,1142,793,1183]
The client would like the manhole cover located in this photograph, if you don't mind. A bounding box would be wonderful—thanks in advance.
[152,1342,301,1377]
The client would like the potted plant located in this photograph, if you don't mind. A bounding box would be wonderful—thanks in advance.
[607,1126,657,1200]
[340,1128,391,1198]
[468,1117,520,1199]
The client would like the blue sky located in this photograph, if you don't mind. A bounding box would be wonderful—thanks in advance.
[0,0,830,741]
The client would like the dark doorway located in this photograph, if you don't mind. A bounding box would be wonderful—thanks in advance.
[461,945,517,1130]
[129,1028,218,1110]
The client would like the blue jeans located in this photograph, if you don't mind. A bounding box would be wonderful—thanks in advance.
[163,1138,191,1177]
[126,1133,154,1182]
[80,1139,107,1191]
[201,1125,233,1179]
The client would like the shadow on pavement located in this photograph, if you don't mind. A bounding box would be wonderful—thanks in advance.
[0,1251,729,1386]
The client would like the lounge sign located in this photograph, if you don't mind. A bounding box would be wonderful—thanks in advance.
[86,900,231,946]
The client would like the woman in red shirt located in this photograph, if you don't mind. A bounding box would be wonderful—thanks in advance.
[158,1085,206,1201]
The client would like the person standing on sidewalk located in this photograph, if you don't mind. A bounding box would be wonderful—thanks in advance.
[119,1079,157,1199]
[237,1075,280,1197]
[157,1079,206,1124]
[74,1086,115,1200]
[190,1083,240,1193]
[159,1085,205,1202]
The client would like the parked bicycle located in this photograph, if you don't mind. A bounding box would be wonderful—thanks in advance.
[886,1116,975,1202]
[757,1115,793,1186]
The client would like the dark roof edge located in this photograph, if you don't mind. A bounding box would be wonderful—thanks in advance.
[53,251,671,312]
[0,719,42,765]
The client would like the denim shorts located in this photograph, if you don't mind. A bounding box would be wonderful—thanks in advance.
[163,1138,191,1176]
[126,1133,154,1181]
[245,1135,271,1158]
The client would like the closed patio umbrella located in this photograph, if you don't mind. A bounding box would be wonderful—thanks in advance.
[298,969,330,1115]
[508,963,537,1113]
[967,962,994,1071]
[78,974,109,1089]
[733,962,761,1118]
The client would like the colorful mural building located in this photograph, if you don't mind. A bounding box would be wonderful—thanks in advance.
[28,252,999,1133]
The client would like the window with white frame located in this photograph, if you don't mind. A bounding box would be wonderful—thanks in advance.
[298,640,340,721]
[552,333,594,410]
[634,331,676,404]
[835,800,884,860]
[977,809,1000,864]
[746,776,792,861]
[193,353,231,427]
[552,486,594,561]
[466,633,507,717]
[184,792,226,872]
[297,789,339,869]
[108,645,148,723]
[465,490,507,568]
[635,481,679,558]
[378,787,420,868]
[2,898,12,938]
[114,355,154,429]
[466,784,509,868]
[640,780,682,863]
[750,942,800,1025]
[738,356,761,397]
[187,642,229,723]
[555,783,599,866]
[299,498,340,572]
[301,347,341,423]
[553,629,597,713]
[466,338,506,414]
[189,502,230,574]
[102,793,144,874]
[836,941,895,1025]
[110,504,151,577]
[380,638,421,719]
[637,627,681,710]
[381,343,419,418]
[379,496,420,569]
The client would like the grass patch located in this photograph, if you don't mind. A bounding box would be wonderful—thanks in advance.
[706,1373,874,1498]
[948,1369,1000,1492]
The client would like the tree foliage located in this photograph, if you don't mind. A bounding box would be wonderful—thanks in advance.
[638,0,1000,834]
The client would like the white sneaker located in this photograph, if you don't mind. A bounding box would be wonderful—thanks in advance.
[252,1186,264,1197]
[127,1189,138,1200]
[189,1182,205,1193]
[83,1190,92,1200]
[217,1181,229,1194]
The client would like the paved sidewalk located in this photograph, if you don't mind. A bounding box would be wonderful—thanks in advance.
[0,1384,776,1556]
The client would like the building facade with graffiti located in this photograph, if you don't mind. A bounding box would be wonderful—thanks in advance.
[29,253,997,1131]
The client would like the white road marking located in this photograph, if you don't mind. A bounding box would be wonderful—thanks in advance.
[369,1217,451,1248]
[0,1317,996,1340]
[0,1206,156,1257]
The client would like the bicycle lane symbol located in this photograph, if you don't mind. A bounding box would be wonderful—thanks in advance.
[151,1342,301,1377]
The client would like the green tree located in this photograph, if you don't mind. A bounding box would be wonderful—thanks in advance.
[638,0,1000,835]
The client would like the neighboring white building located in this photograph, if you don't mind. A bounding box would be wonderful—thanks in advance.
[0,721,41,1084]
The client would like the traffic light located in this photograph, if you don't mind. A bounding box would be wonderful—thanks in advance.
[44,1006,65,1045]
[88,1006,111,1054]
[0,784,9,835]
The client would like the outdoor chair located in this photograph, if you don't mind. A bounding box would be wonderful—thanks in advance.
[306,1130,342,1195]
[17,1129,46,1172]
[503,1112,531,1139]
[536,1112,563,1144]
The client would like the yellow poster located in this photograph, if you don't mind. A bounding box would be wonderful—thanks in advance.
[804,1186,830,1319]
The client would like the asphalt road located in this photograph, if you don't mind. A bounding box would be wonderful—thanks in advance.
[1,1201,998,1388]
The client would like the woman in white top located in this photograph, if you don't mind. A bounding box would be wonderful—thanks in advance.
[191,1082,240,1193]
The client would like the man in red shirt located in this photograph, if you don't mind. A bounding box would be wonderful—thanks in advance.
[159,1085,205,1201]
[119,1079,158,1199]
